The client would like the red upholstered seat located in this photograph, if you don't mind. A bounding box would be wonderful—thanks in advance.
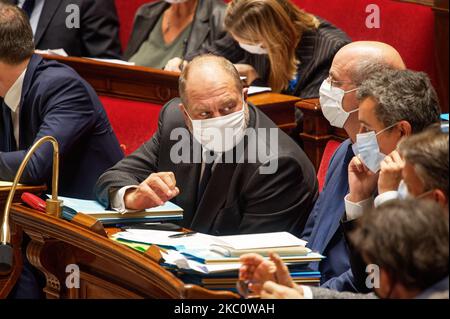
[293,0,437,87]
[100,96,162,155]
[115,0,437,84]
[317,139,342,192]
[115,0,155,50]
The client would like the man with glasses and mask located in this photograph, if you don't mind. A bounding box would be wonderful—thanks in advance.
[241,63,441,297]
[299,42,406,291]
[95,54,318,237]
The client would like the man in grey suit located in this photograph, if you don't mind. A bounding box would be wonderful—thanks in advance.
[95,54,318,236]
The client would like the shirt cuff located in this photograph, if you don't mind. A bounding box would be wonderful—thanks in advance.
[374,191,399,208]
[302,285,313,299]
[110,185,139,214]
[344,194,374,221]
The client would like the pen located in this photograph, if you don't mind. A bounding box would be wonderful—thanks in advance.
[168,231,197,238]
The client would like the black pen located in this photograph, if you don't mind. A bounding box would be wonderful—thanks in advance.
[168,231,197,238]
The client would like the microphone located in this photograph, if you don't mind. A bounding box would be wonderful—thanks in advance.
[0,136,62,275]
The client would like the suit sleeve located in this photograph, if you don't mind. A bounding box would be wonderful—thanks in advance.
[321,218,372,293]
[94,105,166,207]
[80,0,122,59]
[301,144,341,241]
[0,76,97,186]
[238,156,317,235]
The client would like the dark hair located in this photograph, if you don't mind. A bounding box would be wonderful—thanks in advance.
[398,124,449,197]
[350,199,449,291]
[357,69,441,133]
[0,3,34,64]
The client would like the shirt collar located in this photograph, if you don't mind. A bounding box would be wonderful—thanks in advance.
[4,68,27,113]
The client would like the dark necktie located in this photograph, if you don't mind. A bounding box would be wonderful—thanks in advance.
[21,0,35,18]
[196,157,215,206]
[1,101,17,152]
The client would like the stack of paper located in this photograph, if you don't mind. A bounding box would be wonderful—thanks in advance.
[112,230,324,291]
[55,196,183,224]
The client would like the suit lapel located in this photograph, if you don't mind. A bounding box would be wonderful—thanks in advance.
[34,0,63,46]
[173,134,201,228]
[18,54,42,149]
[184,0,209,56]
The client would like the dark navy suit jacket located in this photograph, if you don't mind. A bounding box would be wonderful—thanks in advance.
[0,54,124,199]
[301,139,358,291]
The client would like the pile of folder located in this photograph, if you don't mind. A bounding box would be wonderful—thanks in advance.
[112,230,324,292]
[53,196,184,224]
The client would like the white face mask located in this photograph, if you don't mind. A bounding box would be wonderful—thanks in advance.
[397,180,410,199]
[355,123,397,173]
[319,80,358,128]
[238,42,268,55]
[164,0,189,4]
[185,100,247,153]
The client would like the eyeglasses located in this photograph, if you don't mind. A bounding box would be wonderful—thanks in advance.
[326,75,354,89]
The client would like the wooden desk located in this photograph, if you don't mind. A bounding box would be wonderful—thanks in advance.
[296,99,347,171]
[2,204,239,299]
[0,185,47,298]
[40,55,299,133]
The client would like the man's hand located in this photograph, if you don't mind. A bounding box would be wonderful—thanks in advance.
[378,150,405,194]
[164,57,188,72]
[261,281,305,299]
[348,155,379,203]
[124,172,179,210]
[234,64,259,86]
[239,252,294,294]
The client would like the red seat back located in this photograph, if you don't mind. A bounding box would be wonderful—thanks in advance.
[293,0,437,86]
[317,139,342,192]
[100,96,162,155]
[115,0,156,50]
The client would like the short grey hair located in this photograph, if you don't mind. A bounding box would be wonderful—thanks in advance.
[348,59,391,86]
[398,124,449,197]
[178,54,243,106]
[357,69,441,133]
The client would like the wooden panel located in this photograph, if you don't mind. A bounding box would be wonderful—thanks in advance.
[296,99,347,171]
[39,55,179,104]
[40,54,300,130]
[5,204,240,299]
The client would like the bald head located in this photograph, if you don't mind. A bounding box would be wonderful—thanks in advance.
[179,55,243,106]
[331,41,405,86]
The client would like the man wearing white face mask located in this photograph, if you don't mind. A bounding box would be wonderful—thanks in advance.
[345,69,441,221]
[95,55,318,237]
[374,124,449,211]
[299,41,407,292]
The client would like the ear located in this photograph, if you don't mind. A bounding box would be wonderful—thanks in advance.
[378,268,393,299]
[243,88,249,102]
[432,189,448,208]
[179,103,190,124]
[397,120,412,137]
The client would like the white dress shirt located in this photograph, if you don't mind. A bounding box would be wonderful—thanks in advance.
[4,68,27,147]
[374,191,399,208]
[17,0,45,36]
[344,194,374,221]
